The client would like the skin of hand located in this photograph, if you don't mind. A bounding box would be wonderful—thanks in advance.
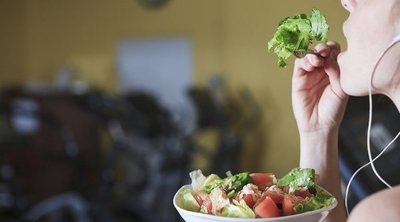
[292,41,348,133]
[292,41,348,222]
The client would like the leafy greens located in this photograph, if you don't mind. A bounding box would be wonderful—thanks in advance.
[277,167,317,194]
[294,191,334,213]
[268,9,329,67]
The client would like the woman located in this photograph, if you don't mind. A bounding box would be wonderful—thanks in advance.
[292,0,400,221]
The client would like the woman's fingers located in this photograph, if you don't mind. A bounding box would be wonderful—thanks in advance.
[325,48,347,99]
[295,41,341,74]
[314,43,331,57]
[294,53,324,73]
[326,41,341,58]
[322,41,347,99]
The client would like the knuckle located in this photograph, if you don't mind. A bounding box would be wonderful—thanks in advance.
[327,41,341,51]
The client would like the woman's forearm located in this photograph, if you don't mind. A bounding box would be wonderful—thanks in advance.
[299,128,347,222]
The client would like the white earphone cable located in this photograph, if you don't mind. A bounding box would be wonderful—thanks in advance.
[366,73,393,189]
[344,37,400,215]
[344,130,400,214]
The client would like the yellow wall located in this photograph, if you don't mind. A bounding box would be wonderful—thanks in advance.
[23,0,225,90]
[0,0,27,85]
[0,0,348,176]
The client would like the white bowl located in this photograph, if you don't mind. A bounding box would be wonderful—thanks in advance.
[173,185,337,222]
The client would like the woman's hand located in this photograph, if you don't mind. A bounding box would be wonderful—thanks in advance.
[293,41,349,222]
[292,41,348,134]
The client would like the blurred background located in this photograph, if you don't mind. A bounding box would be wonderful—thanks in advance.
[3,0,398,221]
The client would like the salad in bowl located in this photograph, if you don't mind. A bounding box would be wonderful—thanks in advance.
[173,168,337,222]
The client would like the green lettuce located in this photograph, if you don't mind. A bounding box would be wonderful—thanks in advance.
[178,188,200,212]
[201,174,223,193]
[268,9,329,67]
[201,172,250,194]
[189,169,207,192]
[209,187,230,215]
[223,172,251,194]
[294,191,334,213]
[221,200,256,218]
[277,168,316,194]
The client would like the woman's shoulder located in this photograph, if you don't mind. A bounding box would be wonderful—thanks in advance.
[347,185,400,222]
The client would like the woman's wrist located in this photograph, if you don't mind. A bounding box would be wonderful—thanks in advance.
[299,128,347,222]
[299,127,340,156]
[299,128,340,187]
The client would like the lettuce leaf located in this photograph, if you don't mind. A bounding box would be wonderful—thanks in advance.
[189,169,207,192]
[310,9,329,42]
[221,200,256,218]
[178,188,201,212]
[201,174,223,193]
[268,9,329,67]
[209,187,230,215]
[199,171,250,194]
[277,168,316,194]
[223,172,251,194]
[294,191,334,213]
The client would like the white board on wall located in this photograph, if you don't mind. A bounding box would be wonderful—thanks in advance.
[116,37,195,134]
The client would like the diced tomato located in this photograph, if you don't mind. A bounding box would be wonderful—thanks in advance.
[294,188,312,199]
[254,196,281,218]
[195,192,212,214]
[282,194,304,216]
[241,194,256,208]
[196,192,208,202]
[194,194,203,205]
[265,185,285,204]
[265,190,284,204]
[282,195,296,216]
[201,196,212,214]
[250,173,276,190]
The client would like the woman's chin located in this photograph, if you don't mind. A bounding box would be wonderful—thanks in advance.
[341,79,368,97]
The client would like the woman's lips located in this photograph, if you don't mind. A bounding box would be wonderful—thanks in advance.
[337,51,346,66]
[337,51,346,60]
[337,52,343,59]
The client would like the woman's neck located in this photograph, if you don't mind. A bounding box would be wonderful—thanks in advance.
[381,40,400,113]
[388,80,400,113]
